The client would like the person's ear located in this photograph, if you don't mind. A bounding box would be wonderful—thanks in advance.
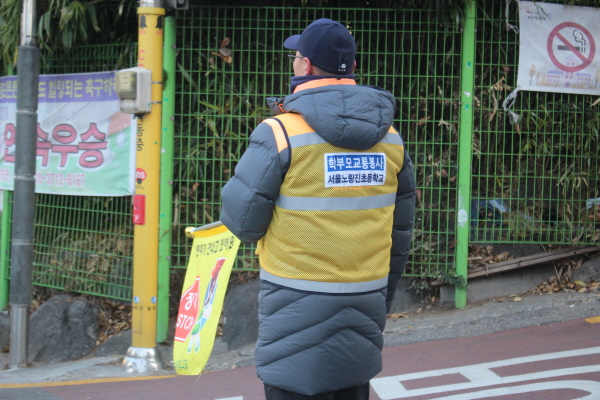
[304,57,313,76]
[351,60,357,73]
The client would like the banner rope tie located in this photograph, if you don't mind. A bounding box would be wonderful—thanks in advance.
[502,88,521,125]
[505,0,519,34]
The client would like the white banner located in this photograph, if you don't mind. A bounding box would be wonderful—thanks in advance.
[0,71,135,196]
[517,1,600,95]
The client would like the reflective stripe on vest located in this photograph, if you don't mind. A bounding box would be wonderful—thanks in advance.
[260,269,388,294]
[276,192,396,211]
[262,119,289,153]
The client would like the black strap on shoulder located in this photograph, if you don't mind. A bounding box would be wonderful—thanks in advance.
[268,117,292,176]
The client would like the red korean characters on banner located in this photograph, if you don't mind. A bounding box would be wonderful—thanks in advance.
[2,122,107,168]
[2,123,15,163]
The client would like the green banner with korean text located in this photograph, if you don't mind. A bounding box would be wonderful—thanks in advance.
[0,71,135,196]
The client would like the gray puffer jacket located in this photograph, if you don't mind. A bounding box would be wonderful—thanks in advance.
[220,80,415,395]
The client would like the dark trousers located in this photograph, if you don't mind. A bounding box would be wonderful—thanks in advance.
[264,383,370,400]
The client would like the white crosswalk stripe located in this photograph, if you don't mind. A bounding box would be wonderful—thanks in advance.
[371,346,600,399]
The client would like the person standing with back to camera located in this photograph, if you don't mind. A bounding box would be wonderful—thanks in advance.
[220,18,415,400]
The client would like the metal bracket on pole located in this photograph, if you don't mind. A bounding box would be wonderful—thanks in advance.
[122,347,163,373]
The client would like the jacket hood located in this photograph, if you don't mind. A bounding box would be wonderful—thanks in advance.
[281,81,396,150]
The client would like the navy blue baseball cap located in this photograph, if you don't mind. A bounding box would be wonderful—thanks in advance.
[284,18,355,75]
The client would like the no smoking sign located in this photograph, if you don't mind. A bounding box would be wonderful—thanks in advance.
[547,22,596,73]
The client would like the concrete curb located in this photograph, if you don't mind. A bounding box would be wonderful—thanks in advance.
[1,292,597,385]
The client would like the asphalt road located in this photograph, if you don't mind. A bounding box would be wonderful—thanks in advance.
[2,315,599,400]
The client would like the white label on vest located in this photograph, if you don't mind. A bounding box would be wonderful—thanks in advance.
[324,153,386,187]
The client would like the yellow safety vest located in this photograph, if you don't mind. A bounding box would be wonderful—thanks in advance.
[257,113,405,293]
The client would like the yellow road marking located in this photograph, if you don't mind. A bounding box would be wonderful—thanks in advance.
[585,316,600,324]
[0,374,178,389]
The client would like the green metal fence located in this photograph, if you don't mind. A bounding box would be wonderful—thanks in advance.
[34,44,136,300]
[472,0,600,246]
[172,6,463,280]
[31,194,134,300]
[0,44,137,302]
[2,0,599,309]
[40,43,134,75]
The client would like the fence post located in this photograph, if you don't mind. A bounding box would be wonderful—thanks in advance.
[0,191,12,310]
[455,0,476,309]
[157,15,176,344]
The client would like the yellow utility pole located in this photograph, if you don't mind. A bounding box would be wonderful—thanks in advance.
[123,1,165,372]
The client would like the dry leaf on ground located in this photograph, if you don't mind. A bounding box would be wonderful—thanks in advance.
[219,47,232,57]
